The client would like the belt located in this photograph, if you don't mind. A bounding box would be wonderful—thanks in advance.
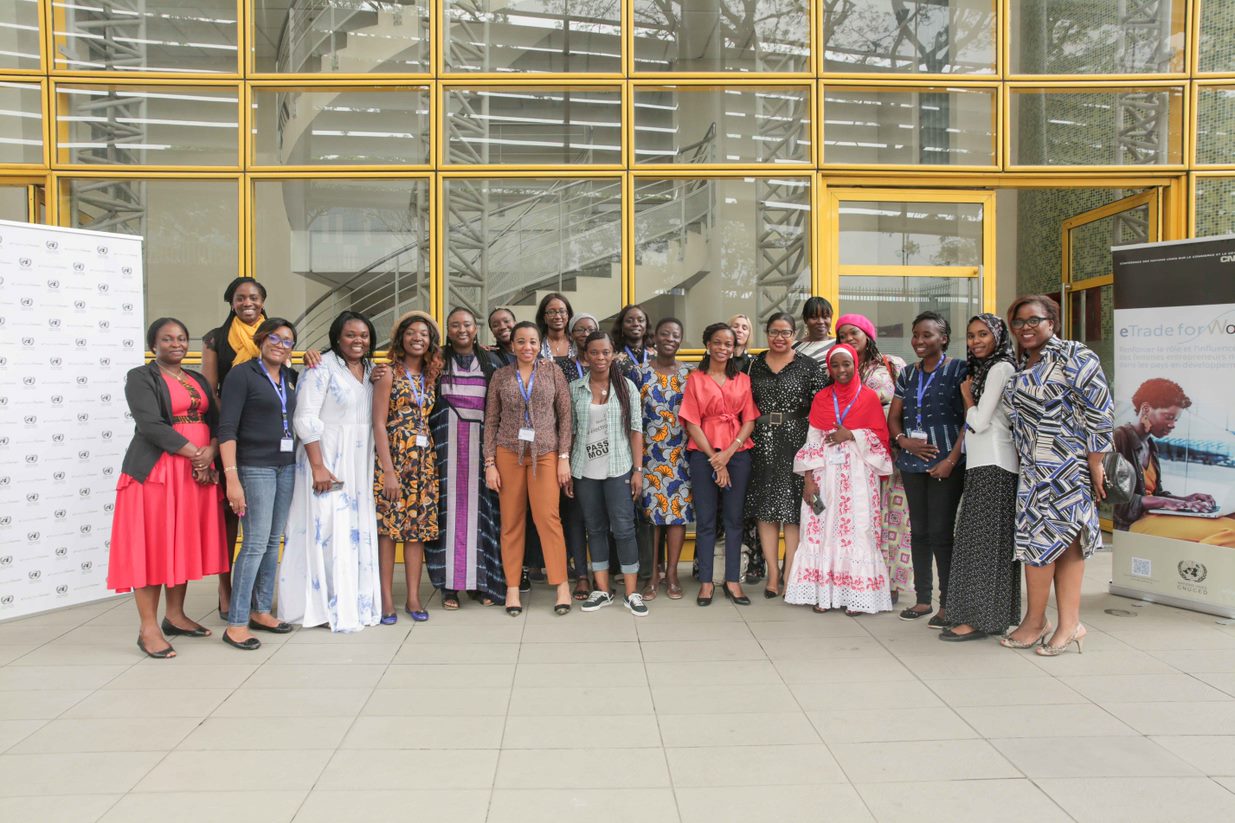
[756,411,807,426]
[171,414,204,424]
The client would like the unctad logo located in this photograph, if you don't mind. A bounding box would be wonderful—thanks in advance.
[55,585,68,597]
[21,336,35,347]
[72,262,85,273]
[50,394,63,405]
[54,546,67,557]
[121,265,132,276]
[19,297,33,308]
[45,239,59,252]
[24,492,38,504]
[73,299,86,311]
[18,257,32,268]
[54,510,67,521]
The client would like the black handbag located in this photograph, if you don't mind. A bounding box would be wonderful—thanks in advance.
[1101,451,1136,505]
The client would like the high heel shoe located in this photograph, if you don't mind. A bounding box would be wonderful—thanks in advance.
[1036,625,1086,656]
[999,622,1053,650]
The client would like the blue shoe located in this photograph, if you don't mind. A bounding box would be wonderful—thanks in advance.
[405,608,429,622]
[380,613,398,625]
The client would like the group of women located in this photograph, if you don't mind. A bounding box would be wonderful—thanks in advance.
[108,280,1113,660]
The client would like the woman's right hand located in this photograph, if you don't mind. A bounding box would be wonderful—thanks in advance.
[370,363,389,384]
[900,437,938,460]
[311,464,339,494]
[381,470,400,501]
[485,464,501,492]
[227,484,246,518]
[802,473,818,504]
[714,466,731,489]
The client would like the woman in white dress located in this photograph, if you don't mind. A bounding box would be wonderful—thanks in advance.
[279,311,381,632]
[786,344,894,615]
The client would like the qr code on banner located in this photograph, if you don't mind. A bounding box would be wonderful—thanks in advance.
[1131,557,1153,578]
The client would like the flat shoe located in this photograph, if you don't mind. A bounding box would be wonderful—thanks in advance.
[405,608,430,622]
[248,619,294,634]
[667,583,684,600]
[160,617,210,638]
[137,635,175,659]
[763,588,779,599]
[222,631,260,651]
[696,589,713,607]
[380,613,398,625]
[940,628,987,642]
[927,614,948,630]
[898,607,933,621]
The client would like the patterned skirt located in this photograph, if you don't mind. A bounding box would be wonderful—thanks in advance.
[947,465,1022,634]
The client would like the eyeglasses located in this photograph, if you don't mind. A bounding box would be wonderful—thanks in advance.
[267,334,296,349]
[767,329,794,339]
[544,309,570,317]
[1010,316,1048,330]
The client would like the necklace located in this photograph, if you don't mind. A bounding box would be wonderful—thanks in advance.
[589,376,609,399]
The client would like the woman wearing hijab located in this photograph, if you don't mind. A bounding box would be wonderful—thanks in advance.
[939,315,1021,641]
[786,344,893,614]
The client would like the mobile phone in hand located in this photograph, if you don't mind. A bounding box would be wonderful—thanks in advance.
[810,494,825,516]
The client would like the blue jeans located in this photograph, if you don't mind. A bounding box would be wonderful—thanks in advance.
[230,464,295,626]
[690,450,752,584]
[574,472,639,575]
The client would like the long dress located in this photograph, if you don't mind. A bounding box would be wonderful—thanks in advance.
[634,362,694,525]
[786,426,894,613]
[860,355,914,597]
[375,365,440,542]
[278,353,380,632]
[424,354,506,604]
[746,353,825,524]
[108,373,227,592]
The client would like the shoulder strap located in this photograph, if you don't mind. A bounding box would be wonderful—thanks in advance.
[883,356,897,381]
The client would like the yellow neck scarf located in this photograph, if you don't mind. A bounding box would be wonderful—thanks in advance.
[227,314,263,366]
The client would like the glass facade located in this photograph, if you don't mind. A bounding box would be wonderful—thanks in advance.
[1,1,1231,352]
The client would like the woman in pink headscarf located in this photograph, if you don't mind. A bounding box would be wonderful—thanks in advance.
[834,313,913,604]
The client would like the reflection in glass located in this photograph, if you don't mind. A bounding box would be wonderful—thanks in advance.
[838,201,983,267]
[56,84,239,166]
[634,0,810,73]
[0,186,31,222]
[634,86,811,165]
[52,0,238,74]
[838,275,980,364]
[822,86,994,166]
[444,178,622,337]
[822,0,995,74]
[1196,87,1235,166]
[0,82,43,164]
[0,0,41,69]
[1010,0,1183,74]
[1200,0,1235,73]
[1193,177,1235,239]
[1067,285,1114,395]
[1010,88,1184,166]
[445,0,621,73]
[253,179,430,351]
[252,87,430,166]
[445,87,621,164]
[633,177,810,347]
[252,0,429,74]
[1070,207,1150,282]
[65,179,238,347]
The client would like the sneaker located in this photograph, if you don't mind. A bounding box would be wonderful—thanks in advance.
[624,592,649,617]
[581,591,614,612]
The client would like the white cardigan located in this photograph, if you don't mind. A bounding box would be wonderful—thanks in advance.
[963,360,1018,473]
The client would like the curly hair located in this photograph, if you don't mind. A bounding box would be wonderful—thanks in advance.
[1006,293,1061,333]
[388,313,442,384]
[1132,378,1192,411]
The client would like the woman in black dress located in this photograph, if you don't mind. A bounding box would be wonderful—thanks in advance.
[746,313,826,597]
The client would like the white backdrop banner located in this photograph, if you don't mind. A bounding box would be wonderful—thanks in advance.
[0,219,144,621]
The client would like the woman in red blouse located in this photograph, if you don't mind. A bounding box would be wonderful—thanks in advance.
[680,322,761,606]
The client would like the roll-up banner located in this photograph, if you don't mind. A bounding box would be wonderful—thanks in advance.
[0,220,145,621]
[1110,235,1235,618]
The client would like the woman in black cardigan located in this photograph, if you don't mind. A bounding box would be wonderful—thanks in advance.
[108,319,228,658]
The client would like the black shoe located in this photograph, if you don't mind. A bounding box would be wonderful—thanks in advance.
[137,635,175,659]
[927,614,948,630]
[248,619,294,634]
[899,606,933,621]
[528,568,547,583]
[222,630,261,651]
[696,587,714,607]
[519,570,532,593]
[505,605,523,617]
[940,627,988,642]
[763,588,780,599]
[553,603,571,616]
[160,617,210,638]
[723,585,751,606]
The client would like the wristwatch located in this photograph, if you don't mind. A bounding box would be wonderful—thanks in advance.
[559,452,569,460]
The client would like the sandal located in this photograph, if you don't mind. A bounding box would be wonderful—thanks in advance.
[442,591,461,611]
[666,581,684,600]
[812,605,829,614]
[572,580,590,601]
[641,581,659,601]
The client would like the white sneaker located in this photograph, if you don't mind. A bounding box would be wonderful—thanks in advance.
[582,591,613,612]
[624,592,649,617]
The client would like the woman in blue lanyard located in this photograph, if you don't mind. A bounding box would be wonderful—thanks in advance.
[554,312,599,598]
[217,318,300,650]
[373,311,442,625]
[887,312,968,627]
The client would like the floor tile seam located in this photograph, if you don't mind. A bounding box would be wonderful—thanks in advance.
[486,588,526,822]
[1215,777,1235,798]
[634,617,683,821]
[0,717,51,754]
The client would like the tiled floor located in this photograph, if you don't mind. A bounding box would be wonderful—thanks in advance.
[2,550,1235,822]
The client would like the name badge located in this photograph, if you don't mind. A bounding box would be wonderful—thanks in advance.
[280,437,294,453]
[827,449,846,465]
[518,427,536,443]
[906,429,928,441]
[415,434,429,448]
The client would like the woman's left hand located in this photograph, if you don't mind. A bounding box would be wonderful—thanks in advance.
[708,447,731,472]
[303,349,323,369]
[630,471,642,502]
[1089,452,1107,501]
[825,427,854,445]
[190,443,216,471]
[311,464,339,494]
[927,458,955,480]
[370,363,389,384]
[557,457,572,490]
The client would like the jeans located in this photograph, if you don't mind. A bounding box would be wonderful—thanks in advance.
[901,467,966,607]
[230,464,295,626]
[689,450,753,584]
[560,490,589,579]
[574,472,640,575]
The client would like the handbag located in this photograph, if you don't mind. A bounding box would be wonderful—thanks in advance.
[1101,451,1136,505]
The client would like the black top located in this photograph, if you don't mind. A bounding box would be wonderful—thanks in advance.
[120,363,218,484]
[218,359,299,467]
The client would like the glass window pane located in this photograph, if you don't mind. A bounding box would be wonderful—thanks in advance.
[634,177,811,348]
[838,275,980,364]
[252,87,430,166]
[1193,177,1235,239]
[444,178,622,339]
[52,1,239,74]
[634,0,810,73]
[822,86,995,166]
[1196,86,1235,166]
[838,200,983,267]
[823,0,996,75]
[444,87,621,165]
[0,0,41,70]
[1067,285,1114,393]
[253,179,430,352]
[253,0,429,74]
[56,84,239,167]
[1200,0,1235,73]
[445,0,621,73]
[1069,206,1150,282]
[634,86,810,165]
[1009,88,1184,166]
[0,186,31,221]
[65,179,238,348]
[0,81,43,164]
[1010,0,1184,74]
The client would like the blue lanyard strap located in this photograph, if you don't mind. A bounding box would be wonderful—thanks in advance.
[516,363,537,425]
[914,356,945,429]
[831,387,859,428]
[405,365,426,408]
[574,360,584,380]
[262,367,290,437]
[625,345,647,366]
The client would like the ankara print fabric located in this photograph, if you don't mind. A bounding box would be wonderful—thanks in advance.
[634,363,694,526]
[1002,337,1114,566]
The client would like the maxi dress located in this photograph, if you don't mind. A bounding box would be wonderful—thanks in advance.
[861,356,915,598]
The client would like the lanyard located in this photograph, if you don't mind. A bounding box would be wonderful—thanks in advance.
[516,363,537,425]
[914,356,945,430]
[625,345,648,366]
[831,387,859,428]
[574,359,585,380]
[405,365,426,409]
[262,367,290,437]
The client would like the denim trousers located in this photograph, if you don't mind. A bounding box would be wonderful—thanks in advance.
[901,468,966,607]
[689,450,753,584]
[230,464,295,626]
[560,490,589,578]
[574,471,640,575]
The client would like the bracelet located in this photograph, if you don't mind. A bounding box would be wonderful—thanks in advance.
[224,466,238,473]
[632,466,643,473]
[894,433,906,442]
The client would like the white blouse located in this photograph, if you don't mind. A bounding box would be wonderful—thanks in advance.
[963,360,1017,473]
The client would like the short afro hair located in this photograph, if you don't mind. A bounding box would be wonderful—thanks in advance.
[1131,378,1191,411]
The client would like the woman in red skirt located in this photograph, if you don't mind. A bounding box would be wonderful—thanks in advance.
[109,318,228,658]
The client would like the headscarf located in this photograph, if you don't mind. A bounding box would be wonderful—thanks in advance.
[834,313,877,342]
[809,344,890,447]
[965,313,1015,402]
[568,312,598,335]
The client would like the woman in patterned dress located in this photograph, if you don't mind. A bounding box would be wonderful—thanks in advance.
[373,311,442,624]
[836,314,913,603]
[1001,295,1113,656]
[635,317,694,599]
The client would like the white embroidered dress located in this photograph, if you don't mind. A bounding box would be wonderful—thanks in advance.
[279,352,380,632]
[785,425,894,613]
